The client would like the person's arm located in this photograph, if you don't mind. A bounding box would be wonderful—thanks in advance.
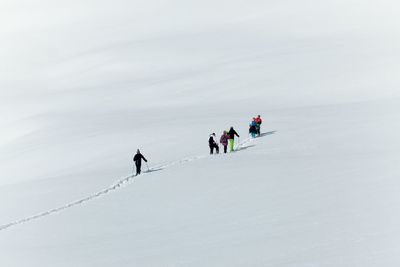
[235,130,240,137]
[142,155,148,162]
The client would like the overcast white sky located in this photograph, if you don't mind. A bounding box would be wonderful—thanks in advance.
[0,0,399,116]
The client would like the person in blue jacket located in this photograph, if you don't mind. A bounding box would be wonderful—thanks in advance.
[249,118,257,138]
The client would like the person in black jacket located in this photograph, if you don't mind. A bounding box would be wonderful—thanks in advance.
[228,127,240,152]
[133,149,148,176]
[208,133,219,154]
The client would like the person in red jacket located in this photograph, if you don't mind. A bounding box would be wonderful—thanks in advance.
[255,115,262,136]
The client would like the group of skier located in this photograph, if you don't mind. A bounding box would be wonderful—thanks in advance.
[208,115,263,155]
[133,115,263,175]
[208,126,240,155]
[249,115,262,138]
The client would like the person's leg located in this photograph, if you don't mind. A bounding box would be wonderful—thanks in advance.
[210,145,213,154]
[224,145,227,153]
[216,144,219,154]
[136,162,141,175]
[229,139,235,152]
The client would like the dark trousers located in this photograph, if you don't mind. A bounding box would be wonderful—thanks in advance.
[256,125,261,135]
[210,144,219,154]
[135,161,142,175]
[222,145,227,153]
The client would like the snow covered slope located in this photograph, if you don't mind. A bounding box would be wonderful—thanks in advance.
[1,0,400,266]
[1,100,399,267]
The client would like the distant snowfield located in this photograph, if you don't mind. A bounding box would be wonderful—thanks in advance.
[1,0,400,266]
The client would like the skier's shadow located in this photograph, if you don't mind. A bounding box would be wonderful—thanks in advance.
[236,144,256,151]
[259,130,277,137]
[236,131,276,152]
[144,167,164,174]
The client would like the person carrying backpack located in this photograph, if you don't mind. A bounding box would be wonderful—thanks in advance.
[220,130,229,153]
[249,118,257,138]
[228,127,240,152]
[133,149,148,176]
[208,133,219,154]
[255,115,262,136]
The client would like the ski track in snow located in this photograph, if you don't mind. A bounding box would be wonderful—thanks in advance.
[0,135,261,232]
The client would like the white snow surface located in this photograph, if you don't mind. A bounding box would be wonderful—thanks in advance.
[1,0,400,266]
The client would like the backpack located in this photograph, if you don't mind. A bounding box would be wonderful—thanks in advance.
[220,134,228,145]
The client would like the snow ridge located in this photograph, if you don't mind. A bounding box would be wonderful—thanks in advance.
[0,136,258,232]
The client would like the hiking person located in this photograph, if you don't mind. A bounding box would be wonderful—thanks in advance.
[249,118,257,138]
[208,133,219,154]
[255,115,262,136]
[228,127,240,152]
[220,130,229,153]
[133,149,148,176]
